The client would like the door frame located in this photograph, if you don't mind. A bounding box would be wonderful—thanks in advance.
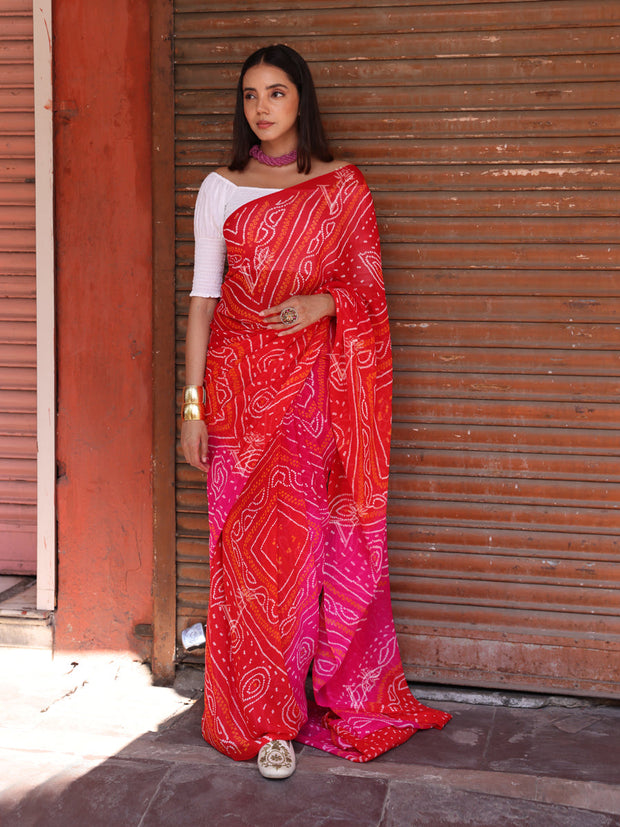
[34,0,55,611]
[150,0,177,682]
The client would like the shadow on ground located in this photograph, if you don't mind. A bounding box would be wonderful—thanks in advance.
[2,691,620,827]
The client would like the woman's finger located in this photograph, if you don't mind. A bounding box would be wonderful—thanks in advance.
[261,297,312,330]
[261,294,332,336]
[260,301,296,323]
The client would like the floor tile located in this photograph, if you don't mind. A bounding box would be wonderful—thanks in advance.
[153,698,205,747]
[382,780,617,827]
[484,705,620,784]
[140,762,389,827]
[0,757,170,827]
[373,702,494,770]
[0,749,86,810]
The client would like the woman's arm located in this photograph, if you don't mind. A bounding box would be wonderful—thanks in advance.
[181,296,218,472]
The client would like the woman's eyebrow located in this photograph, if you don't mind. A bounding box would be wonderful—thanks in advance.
[243,83,289,92]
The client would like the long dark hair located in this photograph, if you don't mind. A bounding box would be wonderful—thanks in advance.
[228,44,333,175]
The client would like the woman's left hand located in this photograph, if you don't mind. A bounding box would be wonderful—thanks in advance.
[260,293,336,336]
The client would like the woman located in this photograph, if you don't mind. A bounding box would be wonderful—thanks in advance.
[182,44,450,779]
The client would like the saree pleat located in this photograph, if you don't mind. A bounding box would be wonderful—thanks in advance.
[201,166,450,762]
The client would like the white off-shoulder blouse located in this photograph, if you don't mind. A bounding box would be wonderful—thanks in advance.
[190,172,280,298]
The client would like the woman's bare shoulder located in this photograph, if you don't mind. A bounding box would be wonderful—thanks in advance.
[311,158,351,176]
[214,166,241,184]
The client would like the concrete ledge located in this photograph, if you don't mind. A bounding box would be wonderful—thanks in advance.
[0,612,53,649]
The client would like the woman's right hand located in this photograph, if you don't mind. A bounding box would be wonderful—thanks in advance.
[181,420,210,473]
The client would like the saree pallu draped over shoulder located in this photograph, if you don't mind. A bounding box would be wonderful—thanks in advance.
[201,165,450,762]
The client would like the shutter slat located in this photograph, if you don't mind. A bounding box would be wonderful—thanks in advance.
[177,82,620,114]
[175,4,620,36]
[176,54,620,88]
[175,28,620,63]
[176,162,620,192]
[178,109,620,140]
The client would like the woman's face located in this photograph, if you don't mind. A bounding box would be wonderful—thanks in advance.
[242,63,300,148]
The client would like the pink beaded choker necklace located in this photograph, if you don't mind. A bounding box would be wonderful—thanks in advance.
[250,144,298,167]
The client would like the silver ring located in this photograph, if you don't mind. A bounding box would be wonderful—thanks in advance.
[280,307,298,326]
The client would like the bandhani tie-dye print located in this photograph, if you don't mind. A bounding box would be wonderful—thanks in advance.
[201,165,451,762]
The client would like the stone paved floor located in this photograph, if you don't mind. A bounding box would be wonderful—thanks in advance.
[0,650,618,826]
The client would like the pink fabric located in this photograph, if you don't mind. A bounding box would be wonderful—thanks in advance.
[200,166,451,762]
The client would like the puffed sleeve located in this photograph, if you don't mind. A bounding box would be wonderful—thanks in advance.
[190,173,229,298]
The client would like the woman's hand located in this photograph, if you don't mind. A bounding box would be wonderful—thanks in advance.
[260,293,336,336]
[181,420,209,473]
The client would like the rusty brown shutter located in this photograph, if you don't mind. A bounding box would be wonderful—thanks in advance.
[173,1,620,697]
[0,0,36,573]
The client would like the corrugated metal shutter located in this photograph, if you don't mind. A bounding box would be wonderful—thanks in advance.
[0,0,36,573]
[173,1,620,696]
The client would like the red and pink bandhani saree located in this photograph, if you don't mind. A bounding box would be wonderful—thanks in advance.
[201,165,450,762]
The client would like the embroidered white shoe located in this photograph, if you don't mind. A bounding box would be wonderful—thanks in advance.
[257,739,296,779]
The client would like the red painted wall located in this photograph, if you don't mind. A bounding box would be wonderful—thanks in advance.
[53,0,154,656]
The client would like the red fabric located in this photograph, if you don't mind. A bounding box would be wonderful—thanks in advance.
[200,166,450,762]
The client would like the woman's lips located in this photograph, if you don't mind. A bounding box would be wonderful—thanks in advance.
[257,121,274,129]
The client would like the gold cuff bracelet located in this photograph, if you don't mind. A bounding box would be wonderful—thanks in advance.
[183,385,206,405]
[182,385,206,421]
